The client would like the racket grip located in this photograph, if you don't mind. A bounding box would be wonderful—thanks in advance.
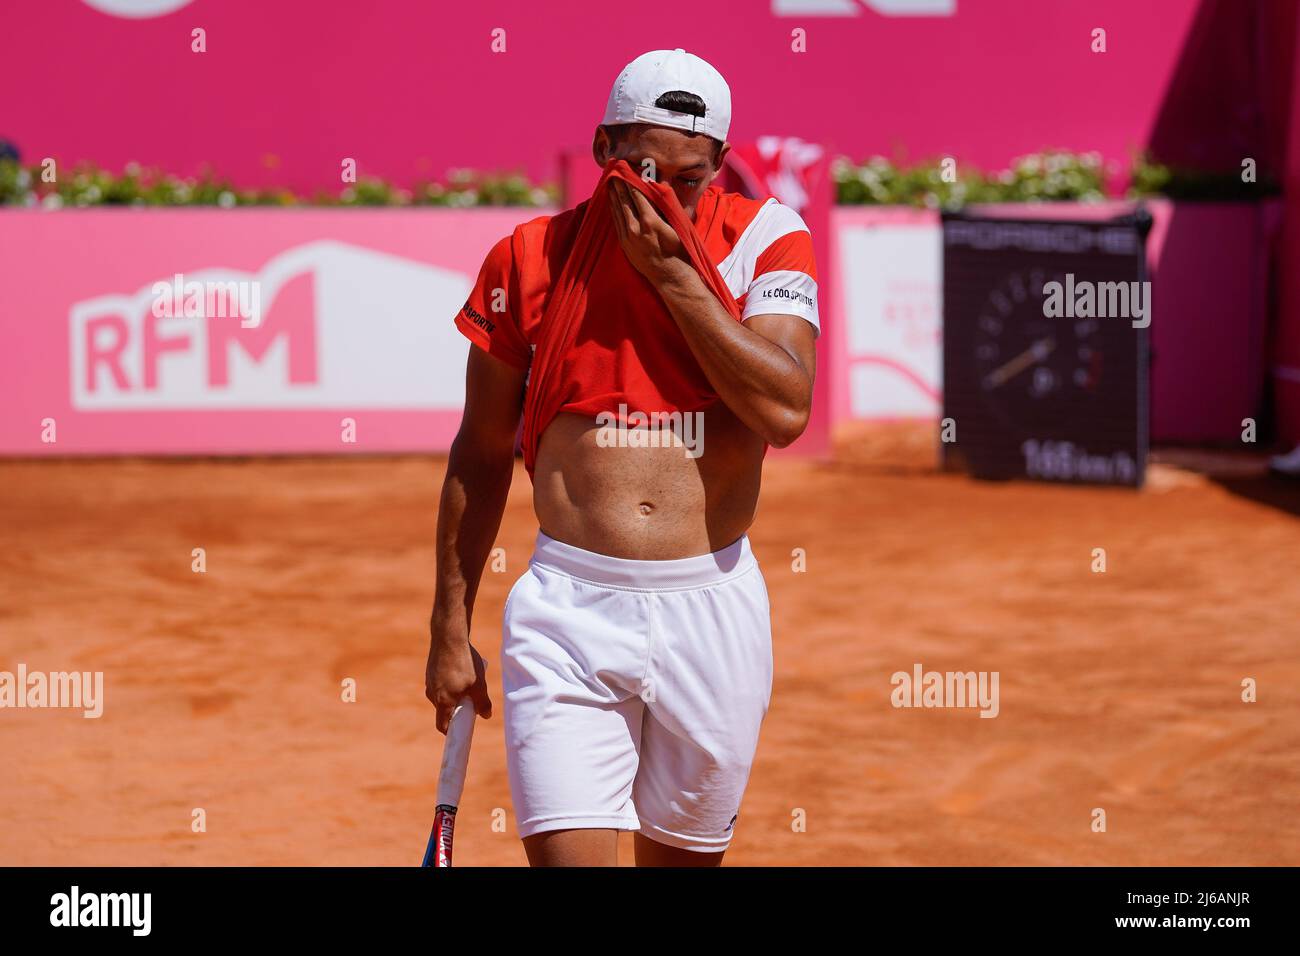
[422,806,458,868]
[437,698,478,806]
[423,667,484,867]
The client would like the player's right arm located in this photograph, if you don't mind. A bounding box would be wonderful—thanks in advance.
[426,235,531,734]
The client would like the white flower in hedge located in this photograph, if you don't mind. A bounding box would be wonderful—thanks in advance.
[16,168,31,188]
[218,190,236,208]
[42,193,63,209]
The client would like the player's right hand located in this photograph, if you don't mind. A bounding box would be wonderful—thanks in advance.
[425,637,492,734]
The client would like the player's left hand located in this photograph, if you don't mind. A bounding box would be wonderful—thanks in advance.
[608,178,687,283]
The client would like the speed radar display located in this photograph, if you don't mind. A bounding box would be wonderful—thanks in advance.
[940,210,1151,488]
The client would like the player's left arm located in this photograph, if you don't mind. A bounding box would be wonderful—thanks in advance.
[609,179,816,447]
[658,273,816,448]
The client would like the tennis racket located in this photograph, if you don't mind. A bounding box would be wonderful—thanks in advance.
[421,693,479,867]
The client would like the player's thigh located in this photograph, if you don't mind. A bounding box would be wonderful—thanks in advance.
[503,566,646,836]
[634,569,773,849]
[523,828,619,867]
[633,832,724,868]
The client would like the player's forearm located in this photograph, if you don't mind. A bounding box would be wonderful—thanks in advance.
[655,260,812,447]
[430,435,514,645]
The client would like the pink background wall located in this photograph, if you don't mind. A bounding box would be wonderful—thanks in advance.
[4,0,1297,447]
[2,0,1278,191]
[1277,6,1300,444]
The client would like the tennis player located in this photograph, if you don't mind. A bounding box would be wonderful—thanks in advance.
[425,49,818,866]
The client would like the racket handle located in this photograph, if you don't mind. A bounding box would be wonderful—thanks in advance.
[422,805,458,868]
[422,675,483,867]
[436,700,478,809]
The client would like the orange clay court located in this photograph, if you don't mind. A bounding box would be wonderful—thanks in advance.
[1,423,1297,867]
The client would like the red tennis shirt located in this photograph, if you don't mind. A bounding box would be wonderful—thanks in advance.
[453,167,819,473]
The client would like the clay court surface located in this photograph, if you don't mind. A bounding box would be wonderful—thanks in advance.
[1,423,1297,866]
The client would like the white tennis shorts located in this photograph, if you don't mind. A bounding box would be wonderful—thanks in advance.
[502,531,773,852]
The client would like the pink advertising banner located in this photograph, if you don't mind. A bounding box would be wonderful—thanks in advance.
[0,208,545,455]
[0,207,833,458]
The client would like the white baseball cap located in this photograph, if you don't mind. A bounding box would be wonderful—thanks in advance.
[601,48,731,142]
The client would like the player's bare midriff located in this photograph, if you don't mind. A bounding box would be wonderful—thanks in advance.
[532,404,766,560]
